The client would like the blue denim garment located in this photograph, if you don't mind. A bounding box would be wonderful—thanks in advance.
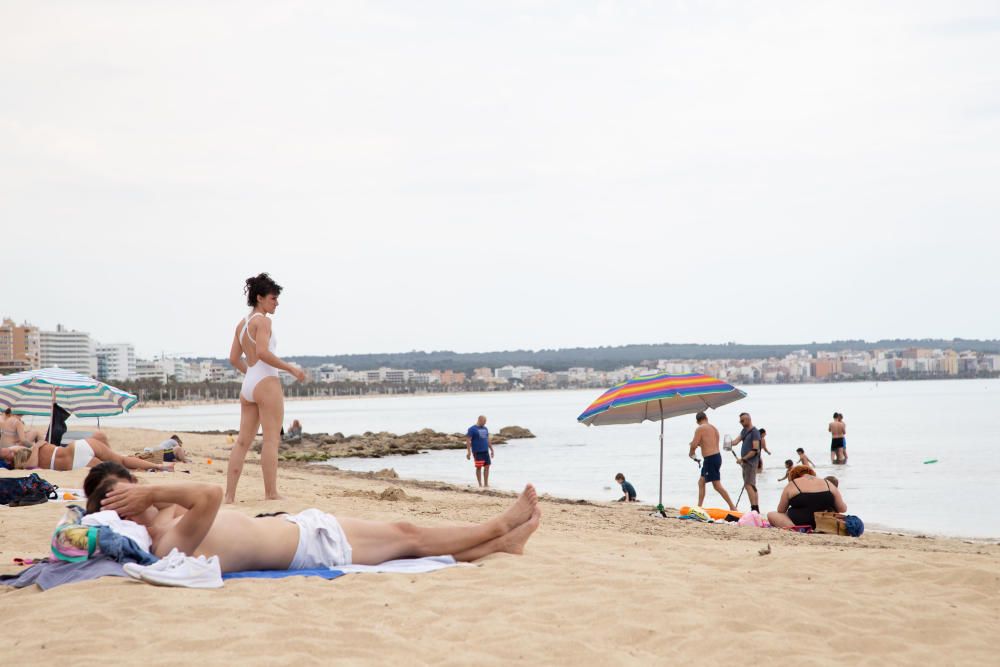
[96,527,159,565]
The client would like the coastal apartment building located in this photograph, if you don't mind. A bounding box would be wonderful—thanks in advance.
[40,324,97,377]
[96,343,137,382]
[0,318,41,373]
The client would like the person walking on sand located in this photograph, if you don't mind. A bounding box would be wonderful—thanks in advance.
[829,412,847,465]
[226,273,305,503]
[466,415,494,487]
[734,412,762,513]
[688,412,737,511]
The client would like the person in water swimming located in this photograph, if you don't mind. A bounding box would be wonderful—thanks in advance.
[85,467,542,573]
[0,432,172,472]
[226,273,305,503]
[767,465,847,529]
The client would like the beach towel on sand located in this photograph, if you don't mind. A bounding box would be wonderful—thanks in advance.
[4,556,465,590]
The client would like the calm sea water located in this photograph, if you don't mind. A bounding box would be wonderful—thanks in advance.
[99,379,999,539]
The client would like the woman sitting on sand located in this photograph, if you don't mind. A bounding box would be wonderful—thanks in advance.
[767,465,847,530]
[0,432,173,472]
[1,409,43,446]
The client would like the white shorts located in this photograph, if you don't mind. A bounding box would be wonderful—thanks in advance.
[73,439,95,470]
[284,509,353,569]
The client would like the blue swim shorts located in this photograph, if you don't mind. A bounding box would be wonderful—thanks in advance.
[701,453,722,482]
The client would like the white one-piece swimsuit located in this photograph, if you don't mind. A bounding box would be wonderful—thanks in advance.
[240,312,279,403]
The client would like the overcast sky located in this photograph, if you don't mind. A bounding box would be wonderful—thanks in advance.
[2,1,998,359]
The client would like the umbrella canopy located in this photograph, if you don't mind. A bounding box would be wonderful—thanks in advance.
[578,372,746,425]
[577,372,746,514]
[0,367,138,418]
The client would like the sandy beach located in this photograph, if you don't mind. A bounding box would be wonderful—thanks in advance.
[2,428,998,665]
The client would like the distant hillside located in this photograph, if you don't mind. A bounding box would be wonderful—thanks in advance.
[284,338,1000,373]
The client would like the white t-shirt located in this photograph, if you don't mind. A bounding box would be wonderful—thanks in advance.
[144,438,177,453]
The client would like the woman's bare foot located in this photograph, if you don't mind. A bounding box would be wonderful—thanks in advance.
[265,494,286,501]
[223,496,236,504]
[500,506,542,555]
[499,484,538,532]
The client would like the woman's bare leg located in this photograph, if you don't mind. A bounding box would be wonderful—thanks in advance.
[767,511,795,528]
[452,506,541,561]
[253,377,285,501]
[340,485,538,565]
[88,439,169,472]
[226,398,260,503]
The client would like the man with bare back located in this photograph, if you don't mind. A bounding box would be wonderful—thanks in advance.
[688,412,737,511]
[87,475,542,574]
[829,412,847,464]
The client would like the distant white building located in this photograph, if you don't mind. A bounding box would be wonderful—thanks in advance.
[40,325,97,377]
[494,365,543,381]
[313,364,365,383]
[96,343,137,382]
[134,359,166,382]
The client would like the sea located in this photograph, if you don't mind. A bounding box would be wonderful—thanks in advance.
[100,379,999,539]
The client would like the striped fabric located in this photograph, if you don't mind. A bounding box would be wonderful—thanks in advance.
[0,367,138,418]
[577,372,746,426]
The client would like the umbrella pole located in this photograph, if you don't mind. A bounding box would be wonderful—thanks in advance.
[658,416,664,514]
[46,388,55,443]
[655,399,666,517]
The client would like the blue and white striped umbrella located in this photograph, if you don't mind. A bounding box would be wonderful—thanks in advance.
[0,367,138,418]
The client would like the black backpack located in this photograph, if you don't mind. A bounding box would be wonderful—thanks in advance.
[0,473,59,506]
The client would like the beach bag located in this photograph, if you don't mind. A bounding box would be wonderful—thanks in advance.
[737,510,769,528]
[0,473,59,506]
[814,512,864,537]
[51,505,102,562]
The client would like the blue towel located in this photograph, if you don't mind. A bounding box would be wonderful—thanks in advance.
[223,568,344,581]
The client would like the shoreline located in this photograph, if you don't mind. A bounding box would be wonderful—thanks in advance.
[3,426,999,664]
[126,375,998,409]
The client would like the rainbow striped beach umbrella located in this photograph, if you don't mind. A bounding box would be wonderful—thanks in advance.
[0,367,138,420]
[578,372,746,513]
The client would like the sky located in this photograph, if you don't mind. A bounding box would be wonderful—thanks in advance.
[2,1,998,359]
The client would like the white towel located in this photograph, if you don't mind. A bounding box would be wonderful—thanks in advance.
[82,510,153,552]
[336,555,470,574]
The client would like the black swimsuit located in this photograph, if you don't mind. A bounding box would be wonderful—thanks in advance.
[786,479,836,528]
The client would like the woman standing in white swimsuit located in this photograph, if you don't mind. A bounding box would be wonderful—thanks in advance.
[227,273,305,502]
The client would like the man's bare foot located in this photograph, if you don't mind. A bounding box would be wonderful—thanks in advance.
[224,497,236,504]
[499,484,538,532]
[265,494,286,501]
[160,464,175,472]
[501,506,542,555]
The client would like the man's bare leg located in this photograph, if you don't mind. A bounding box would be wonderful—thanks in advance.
[697,477,706,506]
[483,465,490,488]
[475,467,483,487]
[340,485,538,565]
[712,481,737,511]
[452,506,541,561]
[746,484,758,508]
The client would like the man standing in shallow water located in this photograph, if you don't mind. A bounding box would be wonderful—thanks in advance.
[829,412,847,464]
[466,415,495,487]
[689,412,738,511]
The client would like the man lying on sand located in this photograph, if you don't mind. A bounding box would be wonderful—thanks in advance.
[84,464,541,573]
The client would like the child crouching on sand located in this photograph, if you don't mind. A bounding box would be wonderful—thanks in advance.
[615,473,637,502]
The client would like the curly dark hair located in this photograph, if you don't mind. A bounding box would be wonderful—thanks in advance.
[244,272,283,307]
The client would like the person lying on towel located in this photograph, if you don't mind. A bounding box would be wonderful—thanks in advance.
[82,464,541,573]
